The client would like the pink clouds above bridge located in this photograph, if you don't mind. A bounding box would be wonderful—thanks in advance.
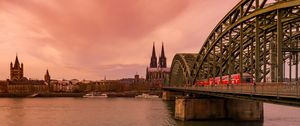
[0,0,239,80]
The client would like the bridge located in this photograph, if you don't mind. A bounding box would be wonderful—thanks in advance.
[163,0,300,121]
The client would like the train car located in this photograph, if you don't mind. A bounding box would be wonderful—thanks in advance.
[194,73,254,86]
[231,73,254,84]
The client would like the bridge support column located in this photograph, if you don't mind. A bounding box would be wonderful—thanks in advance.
[226,99,263,121]
[175,97,226,121]
[174,97,264,121]
[162,91,183,101]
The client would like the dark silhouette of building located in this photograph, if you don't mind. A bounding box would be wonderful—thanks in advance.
[159,43,167,68]
[44,69,51,84]
[146,42,170,88]
[134,73,139,83]
[7,55,48,94]
[150,43,157,68]
[44,69,52,92]
[10,55,24,81]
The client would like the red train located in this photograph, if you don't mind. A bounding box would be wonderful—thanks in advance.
[194,73,254,86]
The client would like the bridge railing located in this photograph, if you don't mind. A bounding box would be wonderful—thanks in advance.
[175,82,300,98]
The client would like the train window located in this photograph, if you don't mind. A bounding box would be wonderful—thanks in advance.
[245,78,251,83]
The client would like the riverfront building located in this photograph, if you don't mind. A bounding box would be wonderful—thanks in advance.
[7,55,48,94]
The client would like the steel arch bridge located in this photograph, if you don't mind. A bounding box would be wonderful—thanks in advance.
[169,0,300,86]
[169,53,198,86]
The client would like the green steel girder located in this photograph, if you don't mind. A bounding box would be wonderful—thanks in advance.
[190,0,300,84]
[215,17,300,78]
[169,53,198,86]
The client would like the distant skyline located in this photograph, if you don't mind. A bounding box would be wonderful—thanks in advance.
[0,0,239,80]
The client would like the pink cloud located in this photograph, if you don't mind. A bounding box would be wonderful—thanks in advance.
[0,0,239,80]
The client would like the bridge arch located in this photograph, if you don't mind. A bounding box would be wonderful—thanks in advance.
[169,53,198,86]
[188,0,300,84]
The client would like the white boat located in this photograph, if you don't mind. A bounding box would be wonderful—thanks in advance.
[135,93,159,98]
[27,93,39,97]
[83,92,108,98]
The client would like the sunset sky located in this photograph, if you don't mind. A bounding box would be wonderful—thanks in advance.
[0,0,239,80]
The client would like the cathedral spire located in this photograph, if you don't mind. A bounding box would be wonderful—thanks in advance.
[161,42,165,58]
[159,42,167,68]
[151,42,156,58]
[150,42,157,68]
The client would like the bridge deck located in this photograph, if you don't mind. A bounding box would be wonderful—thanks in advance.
[163,83,300,106]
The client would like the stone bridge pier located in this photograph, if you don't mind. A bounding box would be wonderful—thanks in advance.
[162,90,184,101]
[174,96,263,121]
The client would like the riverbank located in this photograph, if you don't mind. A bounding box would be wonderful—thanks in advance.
[0,93,85,97]
[0,90,162,98]
[106,91,161,97]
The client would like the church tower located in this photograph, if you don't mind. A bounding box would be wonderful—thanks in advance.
[44,69,51,84]
[159,43,167,68]
[10,55,24,81]
[150,42,157,68]
[146,42,170,87]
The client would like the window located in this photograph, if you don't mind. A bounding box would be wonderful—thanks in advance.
[245,78,251,83]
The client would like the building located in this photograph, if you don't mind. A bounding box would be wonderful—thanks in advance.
[7,80,48,94]
[7,55,48,94]
[0,81,8,93]
[146,43,170,88]
[10,55,24,81]
[44,69,51,84]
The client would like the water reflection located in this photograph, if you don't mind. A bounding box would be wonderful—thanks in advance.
[164,101,263,126]
[0,98,298,126]
[7,99,26,126]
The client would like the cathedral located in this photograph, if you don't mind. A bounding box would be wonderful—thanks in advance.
[146,43,170,87]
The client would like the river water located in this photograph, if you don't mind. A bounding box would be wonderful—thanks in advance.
[0,98,299,126]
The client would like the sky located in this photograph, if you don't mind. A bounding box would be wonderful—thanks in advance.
[0,0,239,80]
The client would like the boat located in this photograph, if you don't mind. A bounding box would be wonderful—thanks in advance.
[135,93,159,98]
[83,92,108,98]
[27,93,39,98]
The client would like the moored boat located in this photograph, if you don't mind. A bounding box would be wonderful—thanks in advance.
[135,93,159,98]
[83,92,107,98]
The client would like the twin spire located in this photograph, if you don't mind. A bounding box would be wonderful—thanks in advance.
[150,42,167,68]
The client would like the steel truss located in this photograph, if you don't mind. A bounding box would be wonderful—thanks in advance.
[169,53,198,86]
[188,0,300,84]
[169,0,300,86]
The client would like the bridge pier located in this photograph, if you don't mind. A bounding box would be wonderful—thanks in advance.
[162,91,183,101]
[175,97,226,121]
[174,97,263,121]
[226,99,264,121]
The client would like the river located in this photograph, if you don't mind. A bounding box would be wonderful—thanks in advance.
[0,98,299,126]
